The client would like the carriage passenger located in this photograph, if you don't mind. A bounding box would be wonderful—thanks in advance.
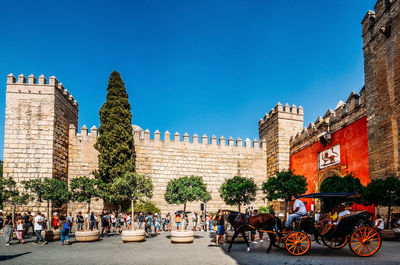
[285,193,307,230]
[321,204,350,235]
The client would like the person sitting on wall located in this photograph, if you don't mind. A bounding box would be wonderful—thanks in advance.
[285,193,307,230]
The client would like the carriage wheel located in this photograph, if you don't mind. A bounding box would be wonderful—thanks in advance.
[321,236,348,249]
[285,232,311,256]
[349,227,381,257]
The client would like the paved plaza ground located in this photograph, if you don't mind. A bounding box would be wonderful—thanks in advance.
[0,231,399,265]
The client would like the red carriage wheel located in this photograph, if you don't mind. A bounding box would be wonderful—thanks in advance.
[349,227,381,257]
[285,231,311,256]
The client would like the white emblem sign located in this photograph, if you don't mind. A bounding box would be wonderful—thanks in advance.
[318,145,340,169]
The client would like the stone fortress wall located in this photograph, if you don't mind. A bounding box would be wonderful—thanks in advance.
[290,89,366,154]
[362,0,400,180]
[3,74,78,214]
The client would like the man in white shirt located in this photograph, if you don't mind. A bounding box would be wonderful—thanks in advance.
[285,193,307,230]
[33,211,47,245]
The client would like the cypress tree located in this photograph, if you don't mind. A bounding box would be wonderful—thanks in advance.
[95,71,135,183]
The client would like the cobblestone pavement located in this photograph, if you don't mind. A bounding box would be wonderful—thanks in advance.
[0,231,399,265]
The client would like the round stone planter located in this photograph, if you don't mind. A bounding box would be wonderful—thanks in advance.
[225,230,250,243]
[75,230,100,242]
[41,230,61,241]
[171,230,194,243]
[121,230,146,242]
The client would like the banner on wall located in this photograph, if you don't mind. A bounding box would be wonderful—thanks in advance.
[318,145,340,170]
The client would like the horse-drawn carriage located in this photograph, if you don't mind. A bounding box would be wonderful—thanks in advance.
[222,193,382,257]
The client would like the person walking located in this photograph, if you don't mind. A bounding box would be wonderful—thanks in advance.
[154,213,160,237]
[215,210,225,245]
[76,212,84,231]
[138,213,144,229]
[15,215,25,244]
[166,213,172,232]
[101,212,109,236]
[4,213,13,246]
[145,213,153,234]
[184,214,189,230]
[66,212,74,232]
[192,212,198,231]
[60,216,71,246]
[89,212,96,231]
[33,211,47,245]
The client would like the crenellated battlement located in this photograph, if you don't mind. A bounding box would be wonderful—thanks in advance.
[132,126,265,150]
[69,124,99,139]
[6,73,78,109]
[258,102,303,128]
[362,0,400,47]
[290,89,366,151]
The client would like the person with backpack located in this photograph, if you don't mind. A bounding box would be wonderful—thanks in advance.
[60,216,71,245]
[101,212,109,236]
[138,213,144,229]
[89,212,96,231]
[66,212,74,232]
[76,212,84,231]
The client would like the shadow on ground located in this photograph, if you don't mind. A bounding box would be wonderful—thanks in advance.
[0,252,32,261]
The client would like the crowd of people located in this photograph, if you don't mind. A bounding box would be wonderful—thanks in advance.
[1,203,399,246]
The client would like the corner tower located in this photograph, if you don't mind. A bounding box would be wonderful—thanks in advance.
[3,74,78,212]
[258,103,304,176]
[362,0,400,179]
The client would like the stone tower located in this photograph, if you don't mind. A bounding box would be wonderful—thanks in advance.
[3,74,78,212]
[362,0,400,179]
[258,103,304,176]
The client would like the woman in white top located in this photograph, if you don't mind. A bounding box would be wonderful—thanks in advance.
[15,215,25,244]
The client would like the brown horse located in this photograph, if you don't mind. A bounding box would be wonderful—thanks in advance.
[218,210,279,253]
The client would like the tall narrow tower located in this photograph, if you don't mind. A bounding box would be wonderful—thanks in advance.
[362,0,400,179]
[3,74,78,212]
[258,103,304,177]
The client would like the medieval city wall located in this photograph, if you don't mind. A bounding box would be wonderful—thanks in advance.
[3,74,78,214]
[67,125,268,215]
[362,0,400,180]
[258,103,304,176]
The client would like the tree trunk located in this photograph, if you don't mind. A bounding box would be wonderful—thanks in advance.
[238,204,241,213]
[47,201,50,230]
[284,200,289,224]
[387,203,391,229]
[131,199,135,231]
[13,204,16,224]
[87,199,91,214]
[182,202,186,231]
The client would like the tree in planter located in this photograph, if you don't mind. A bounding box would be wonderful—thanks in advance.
[364,176,400,228]
[0,177,31,221]
[23,178,71,229]
[109,172,153,230]
[95,71,135,184]
[219,176,257,212]
[70,176,100,215]
[165,176,211,230]
[262,170,307,222]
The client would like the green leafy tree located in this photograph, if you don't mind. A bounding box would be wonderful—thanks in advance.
[0,177,31,221]
[24,178,71,228]
[320,174,365,209]
[133,201,160,215]
[165,176,211,227]
[70,176,100,214]
[95,71,135,184]
[109,172,153,230]
[364,176,400,227]
[262,170,307,221]
[219,176,257,212]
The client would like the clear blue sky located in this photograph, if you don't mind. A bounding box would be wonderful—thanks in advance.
[0,0,377,159]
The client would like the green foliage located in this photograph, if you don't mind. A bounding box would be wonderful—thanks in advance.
[219,176,257,212]
[95,71,135,183]
[320,174,365,205]
[70,176,100,212]
[364,176,400,226]
[262,170,307,203]
[259,205,274,214]
[0,177,31,217]
[109,172,153,204]
[23,178,71,207]
[131,201,160,214]
[165,176,211,208]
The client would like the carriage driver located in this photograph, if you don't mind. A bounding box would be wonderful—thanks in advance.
[285,193,307,230]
